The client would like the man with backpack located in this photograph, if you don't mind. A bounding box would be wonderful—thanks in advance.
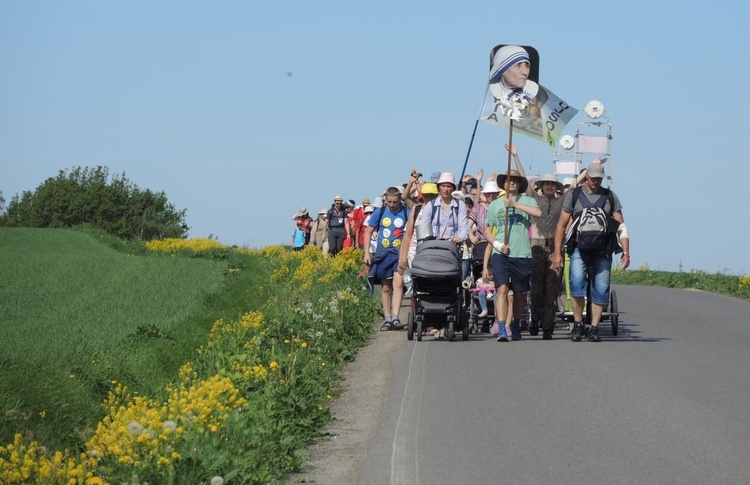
[552,160,630,342]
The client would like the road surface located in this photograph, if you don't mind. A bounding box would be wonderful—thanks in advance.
[289,285,750,484]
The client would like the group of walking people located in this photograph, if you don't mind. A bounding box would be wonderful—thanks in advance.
[293,143,630,341]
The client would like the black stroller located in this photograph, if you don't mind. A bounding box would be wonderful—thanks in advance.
[407,239,469,341]
[466,241,495,333]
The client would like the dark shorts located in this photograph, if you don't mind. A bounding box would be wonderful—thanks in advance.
[490,253,532,293]
[371,249,399,281]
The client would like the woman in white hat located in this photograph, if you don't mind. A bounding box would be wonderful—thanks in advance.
[418,172,469,245]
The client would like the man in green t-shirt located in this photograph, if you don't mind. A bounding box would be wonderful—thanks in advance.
[483,167,541,341]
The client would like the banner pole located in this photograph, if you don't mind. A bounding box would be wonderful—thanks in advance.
[504,118,513,245]
[458,119,479,186]
[458,83,491,185]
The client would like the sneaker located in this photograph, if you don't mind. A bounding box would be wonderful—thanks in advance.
[490,321,500,336]
[570,323,583,342]
[588,326,602,342]
[478,309,488,318]
[510,321,522,341]
[497,326,509,342]
[542,328,552,340]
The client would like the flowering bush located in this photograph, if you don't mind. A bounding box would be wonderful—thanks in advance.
[1,241,380,484]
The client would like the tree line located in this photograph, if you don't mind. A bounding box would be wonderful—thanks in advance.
[0,166,188,241]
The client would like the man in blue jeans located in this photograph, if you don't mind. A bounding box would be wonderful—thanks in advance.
[552,161,630,342]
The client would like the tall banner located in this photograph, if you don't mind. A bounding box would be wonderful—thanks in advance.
[478,44,578,148]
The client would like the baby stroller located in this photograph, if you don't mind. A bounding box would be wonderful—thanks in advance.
[466,241,495,333]
[407,239,469,341]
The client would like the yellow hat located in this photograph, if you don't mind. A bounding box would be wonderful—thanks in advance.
[421,182,438,195]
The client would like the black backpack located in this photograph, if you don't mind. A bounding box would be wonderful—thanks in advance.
[564,187,621,254]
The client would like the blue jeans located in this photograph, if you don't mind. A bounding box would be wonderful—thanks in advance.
[569,248,612,306]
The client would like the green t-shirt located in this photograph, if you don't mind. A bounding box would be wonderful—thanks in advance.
[486,195,538,259]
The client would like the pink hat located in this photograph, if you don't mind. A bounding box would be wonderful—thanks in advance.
[436,172,456,189]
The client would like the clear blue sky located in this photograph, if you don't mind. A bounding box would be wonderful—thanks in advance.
[2,1,749,274]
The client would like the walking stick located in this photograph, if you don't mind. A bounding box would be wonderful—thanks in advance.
[504,118,513,245]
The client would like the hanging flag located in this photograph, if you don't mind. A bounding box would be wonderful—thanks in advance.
[478,44,578,148]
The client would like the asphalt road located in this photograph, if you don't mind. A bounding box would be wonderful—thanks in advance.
[357,285,750,484]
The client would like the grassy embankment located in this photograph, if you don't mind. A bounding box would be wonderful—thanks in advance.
[0,227,380,484]
[612,264,750,301]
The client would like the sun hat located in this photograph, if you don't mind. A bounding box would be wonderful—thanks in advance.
[451,190,464,200]
[421,182,438,195]
[318,208,326,215]
[364,205,374,213]
[481,179,502,194]
[586,162,605,178]
[334,194,343,201]
[292,206,308,219]
[362,198,371,206]
[562,177,576,187]
[490,45,530,84]
[534,173,563,192]
[436,172,457,189]
[497,170,529,194]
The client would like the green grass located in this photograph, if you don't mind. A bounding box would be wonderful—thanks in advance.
[612,266,750,301]
[0,227,270,450]
[1,230,381,483]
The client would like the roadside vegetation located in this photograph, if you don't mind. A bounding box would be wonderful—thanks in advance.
[612,263,750,301]
[0,228,380,484]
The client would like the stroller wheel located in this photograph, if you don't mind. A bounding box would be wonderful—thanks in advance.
[407,312,414,341]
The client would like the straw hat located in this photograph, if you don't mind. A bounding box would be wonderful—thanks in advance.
[533,173,563,192]
[497,170,529,194]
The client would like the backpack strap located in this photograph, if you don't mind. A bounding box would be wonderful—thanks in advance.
[413,203,423,224]
[575,186,610,211]
[372,203,406,230]
[430,199,459,235]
